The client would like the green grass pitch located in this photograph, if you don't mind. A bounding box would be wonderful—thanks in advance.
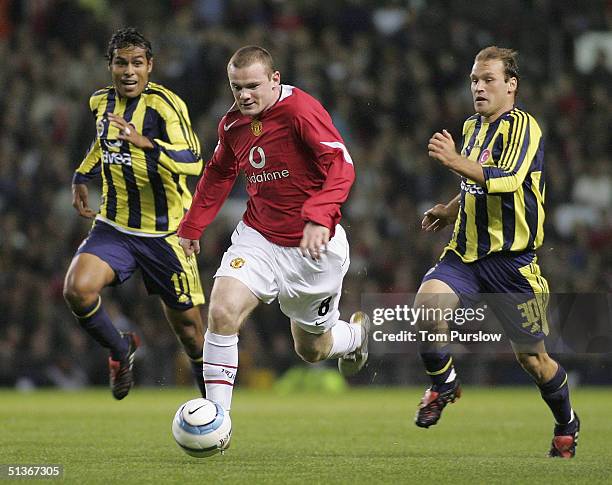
[1,386,611,484]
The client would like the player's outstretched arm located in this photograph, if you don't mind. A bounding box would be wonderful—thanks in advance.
[300,222,330,260]
[421,194,460,232]
[178,237,200,258]
[71,183,96,219]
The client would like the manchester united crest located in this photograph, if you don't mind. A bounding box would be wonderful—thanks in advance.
[250,119,263,136]
[230,257,245,269]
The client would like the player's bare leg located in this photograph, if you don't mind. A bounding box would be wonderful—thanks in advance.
[512,341,579,458]
[290,312,370,376]
[163,304,206,397]
[414,279,462,428]
[204,277,259,412]
[63,253,139,399]
[290,322,333,363]
[64,253,115,311]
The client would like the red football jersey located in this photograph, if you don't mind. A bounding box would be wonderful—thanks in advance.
[178,85,355,246]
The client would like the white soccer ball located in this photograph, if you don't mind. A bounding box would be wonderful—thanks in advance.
[172,398,232,458]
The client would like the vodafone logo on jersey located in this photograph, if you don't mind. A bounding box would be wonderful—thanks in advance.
[249,146,266,168]
[246,146,290,185]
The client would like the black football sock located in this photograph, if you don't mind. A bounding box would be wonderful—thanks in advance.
[73,297,128,360]
[538,363,574,432]
[420,349,457,392]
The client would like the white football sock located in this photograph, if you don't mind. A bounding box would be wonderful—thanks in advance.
[326,319,362,359]
[203,331,238,412]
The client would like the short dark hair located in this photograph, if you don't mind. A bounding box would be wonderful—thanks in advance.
[106,27,153,64]
[228,46,274,77]
[475,46,520,84]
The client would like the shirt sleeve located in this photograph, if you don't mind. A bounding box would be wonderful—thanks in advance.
[294,101,355,229]
[177,123,239,240]
[73,138,102,184]
[148,93,203,176]
[483,112,538,194]
[73,93,103,184]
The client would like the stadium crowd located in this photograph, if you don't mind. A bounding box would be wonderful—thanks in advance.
[0,0,610,389]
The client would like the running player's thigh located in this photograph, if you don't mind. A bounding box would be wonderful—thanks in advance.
[213,222,279,304]
[415,279,460,312]
[479,252,550,343]
[418,251,480,311]
[277,246,346,332]
[65,252,116,294]
[68,221,135,291]
[135,233,205,310]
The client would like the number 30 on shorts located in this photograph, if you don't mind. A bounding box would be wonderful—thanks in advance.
[318,296,333,316]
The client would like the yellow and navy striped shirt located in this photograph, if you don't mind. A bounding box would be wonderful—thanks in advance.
[444,107,545,262]
[74,82,203,234]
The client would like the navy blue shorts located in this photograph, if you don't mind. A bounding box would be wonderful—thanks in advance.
[422,250,549,343]
[76,220,204,310]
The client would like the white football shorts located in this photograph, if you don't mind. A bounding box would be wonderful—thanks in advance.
[214,221,350,334]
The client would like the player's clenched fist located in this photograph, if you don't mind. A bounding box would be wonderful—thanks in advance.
[428,129,459,167]
[179,237,201,257]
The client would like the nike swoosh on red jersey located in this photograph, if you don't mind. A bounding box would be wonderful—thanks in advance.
[223,120,238,131]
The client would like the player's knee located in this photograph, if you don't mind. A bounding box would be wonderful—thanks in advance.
[414,282,458,331]
[415,316,439,333]
[207,301,241,334]
[62,273,98,310]
[413,305,442,332]
[413,294,451,332]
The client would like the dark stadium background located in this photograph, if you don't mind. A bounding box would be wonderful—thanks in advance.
[0,0,610,391]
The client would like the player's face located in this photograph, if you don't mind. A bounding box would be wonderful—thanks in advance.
[470,59,517,122]
[109,46,152,98]
[228,62,280,117]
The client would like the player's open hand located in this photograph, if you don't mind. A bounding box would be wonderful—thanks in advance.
[72,183,96,219]
[422,204,453,232]
[179,237,200,258]
[428,129,459,167]
[300,222,330,260]
[107,113,154,150]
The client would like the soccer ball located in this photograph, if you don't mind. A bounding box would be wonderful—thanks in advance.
[172,398,232,457]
